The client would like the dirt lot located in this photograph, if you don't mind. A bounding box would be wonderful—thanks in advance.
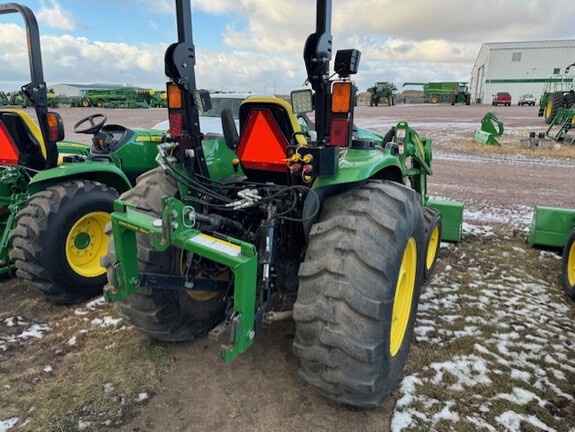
[1,104,574,432]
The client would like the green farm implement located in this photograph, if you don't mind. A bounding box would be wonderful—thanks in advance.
[79,87,164,109]
[528,207,575,300]
[473,111,504,146]
[103,0,463,407]
[544,107,575,144]
[403,81,471,105]
[0,3,163,303]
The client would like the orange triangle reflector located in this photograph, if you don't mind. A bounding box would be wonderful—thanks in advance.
[0,122,19,165]
[237,109,288,172]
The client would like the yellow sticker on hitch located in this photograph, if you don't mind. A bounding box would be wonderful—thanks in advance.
[118,220,151,234]
[191,234,241,257]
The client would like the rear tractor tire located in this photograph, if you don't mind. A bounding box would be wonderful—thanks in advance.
[562,228,575,300]
[102,167,226,341]
[423,207,442,281]
[9,181,117,304]
[293,181,425,407]
[564,92,575,109]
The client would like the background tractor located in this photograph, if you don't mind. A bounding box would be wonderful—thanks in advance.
[538,64,575,124]
[367,82,396,106]
[401,81,470,105]
[0,3,163,303]
[103,0,463,407]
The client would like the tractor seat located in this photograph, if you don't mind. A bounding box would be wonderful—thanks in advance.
[236,97,306,182]
[0,110,47,170]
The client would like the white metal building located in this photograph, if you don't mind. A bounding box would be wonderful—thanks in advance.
[470,40,575,104]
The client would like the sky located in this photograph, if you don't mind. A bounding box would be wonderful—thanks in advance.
[1,0,575,95]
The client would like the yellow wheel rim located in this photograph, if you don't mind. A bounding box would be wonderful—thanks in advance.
[82,99,89,107]
[568,240,575,287]
[390,237,417,357]
[426,225,440,271]
[179,254,222,301]
[65,211,110,278]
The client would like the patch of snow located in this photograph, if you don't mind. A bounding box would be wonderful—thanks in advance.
[3,316,28,327]
[0,418,18,432]
[495,411,557,432]
[78,420,92,430]
[539,250,561,260]
[74,296,106,315]
[136,392,149,402]
[90,316,122,327]
[494,388,542,406]
[67,336,77,346]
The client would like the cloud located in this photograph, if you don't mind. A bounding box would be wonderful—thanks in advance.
[0,23,167,90]
[145,0,172,14]
[2,0,575,94]
[36,0,78,31]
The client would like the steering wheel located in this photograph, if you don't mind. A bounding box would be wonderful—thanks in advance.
[73,114,107,134]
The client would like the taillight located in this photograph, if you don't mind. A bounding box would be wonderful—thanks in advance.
[330,118,350,147]
[331,82,352,113]
[167,82,182,109]
[46,112,61,142]
[167,82,184,137]
[169,112,183,137]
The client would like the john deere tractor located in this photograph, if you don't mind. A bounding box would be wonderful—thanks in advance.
[103,0,463,407]
[539,64,575,124]
[0,3,163,303]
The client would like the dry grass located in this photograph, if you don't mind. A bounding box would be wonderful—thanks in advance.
[0,301,166,432]
[451,133,575,159]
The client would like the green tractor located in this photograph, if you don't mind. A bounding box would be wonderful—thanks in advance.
[0,3,163,304]
[528,207,575,300]
[103,0,464,407]
[538,64,575,124]
[367,82,396,106]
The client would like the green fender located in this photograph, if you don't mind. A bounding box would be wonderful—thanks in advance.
[27,161,132,195]
[313,148,404,188]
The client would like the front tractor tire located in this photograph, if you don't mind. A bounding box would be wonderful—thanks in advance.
[562,228,575,300]
[293,181,425,407]
[9,181,118,304]
[423,207,442,281]
[102,168,225,342]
